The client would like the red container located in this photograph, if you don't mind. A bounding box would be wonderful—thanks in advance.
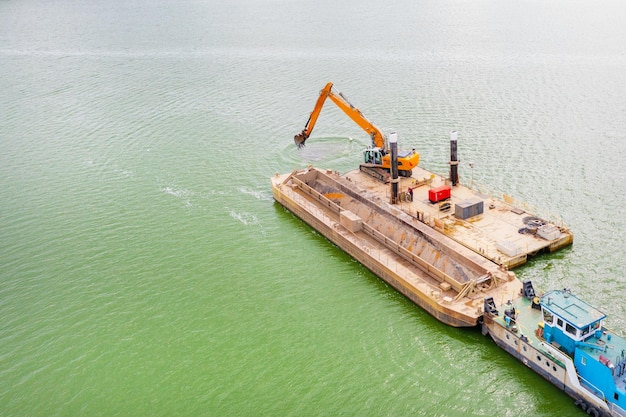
[429,185,451,203]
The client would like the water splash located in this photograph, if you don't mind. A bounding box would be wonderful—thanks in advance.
[160,186,194,207]
[228,210,259,226]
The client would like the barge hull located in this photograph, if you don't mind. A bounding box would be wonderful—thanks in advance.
[272,168,523,328]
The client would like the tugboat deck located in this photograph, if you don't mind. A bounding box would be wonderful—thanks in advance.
[492,293,626,398]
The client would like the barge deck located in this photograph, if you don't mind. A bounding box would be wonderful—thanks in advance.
[344,165,573,268]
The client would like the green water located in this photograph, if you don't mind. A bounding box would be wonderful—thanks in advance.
[1,0,625,415]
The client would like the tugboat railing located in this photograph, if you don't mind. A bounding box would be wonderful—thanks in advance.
[578,376,606,403]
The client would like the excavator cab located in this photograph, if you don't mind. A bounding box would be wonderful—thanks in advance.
[364,148,384,165]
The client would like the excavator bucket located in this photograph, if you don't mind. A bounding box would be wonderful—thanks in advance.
[294,132,307,149]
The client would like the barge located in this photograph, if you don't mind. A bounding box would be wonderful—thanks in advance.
[272,166,523,327]
[273,81,573,327]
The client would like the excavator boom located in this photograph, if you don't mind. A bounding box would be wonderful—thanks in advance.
[294,82,385,150]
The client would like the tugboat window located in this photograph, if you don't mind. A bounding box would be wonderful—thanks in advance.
[566,323,577,336]
[557,318,563,328]
[542,310,554,324]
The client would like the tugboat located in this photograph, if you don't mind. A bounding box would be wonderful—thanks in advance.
[483,282,626,417]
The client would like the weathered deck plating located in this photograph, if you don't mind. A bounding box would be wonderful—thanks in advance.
[345,165,574,268]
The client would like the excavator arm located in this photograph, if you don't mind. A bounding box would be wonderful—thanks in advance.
[293,82,333,148]
[294,82,386,150]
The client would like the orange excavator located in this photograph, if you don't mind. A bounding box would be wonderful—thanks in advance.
[294,82,420,181]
